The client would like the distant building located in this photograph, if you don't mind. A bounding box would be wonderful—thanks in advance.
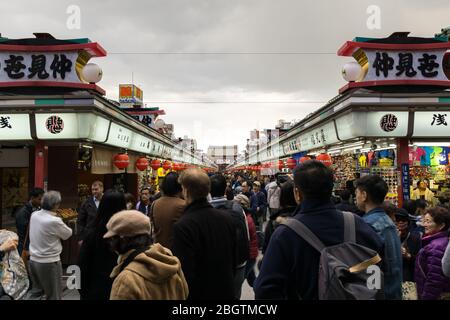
[207,145,239,166]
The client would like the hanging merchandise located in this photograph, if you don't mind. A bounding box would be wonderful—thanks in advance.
[358,153,368,168]
[371,167,399,205]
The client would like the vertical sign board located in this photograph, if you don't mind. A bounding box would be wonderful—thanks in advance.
[402,163,410,202]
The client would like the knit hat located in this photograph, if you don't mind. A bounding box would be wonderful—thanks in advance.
[103,210,151,238]
[234,194,250,209]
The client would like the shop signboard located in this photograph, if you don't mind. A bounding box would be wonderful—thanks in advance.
[0,114,32,140]
[336,112,409,140]
[401,163,410,202]
[364,50,448,82]
[413,111,450,137]
[36,113,78,139]
[298,122,338,151]
[105,122,132,149]
[0,40,106,93]
[338,38,450,93]
[119,84,143,106]
[130,133,153,154]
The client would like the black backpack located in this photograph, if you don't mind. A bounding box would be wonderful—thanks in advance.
[215,201,250,266]
[282,211,384,300]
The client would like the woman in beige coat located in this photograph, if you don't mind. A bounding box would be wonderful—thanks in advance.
[104,210,188,300]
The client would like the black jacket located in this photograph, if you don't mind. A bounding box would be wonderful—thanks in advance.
[254,199,384,300]
[77,229,118,300]
[335,200,363,216]
[172,199,236,300]
[400,230,422,282]
[77,197,99,240]
[263,206,296,254]
[15,202,36,255]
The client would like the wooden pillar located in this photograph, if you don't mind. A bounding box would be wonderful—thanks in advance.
[34,141,48,190]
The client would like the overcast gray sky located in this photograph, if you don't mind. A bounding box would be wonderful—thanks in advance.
[1,0,450,151]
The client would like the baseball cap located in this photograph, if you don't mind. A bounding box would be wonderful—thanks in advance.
[103,210,151,239]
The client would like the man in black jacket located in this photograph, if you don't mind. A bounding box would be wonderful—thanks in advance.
[254,160,383,300]
[335,190,363,216]
[209,173,249,300]
[172,168,236,300]
[15,188,44,255]
[77,181,103,243]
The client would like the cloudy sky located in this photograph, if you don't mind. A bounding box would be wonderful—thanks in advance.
[1,0,450,151]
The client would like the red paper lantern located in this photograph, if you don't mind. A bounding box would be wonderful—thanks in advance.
[135,157,149,171]
[286,158,297,169]
[113,153,129,170]
[316,153,333,167]
[274,160,283,170]
[299,156,311,163]
[162,161,172,171]
[150,159,161,170]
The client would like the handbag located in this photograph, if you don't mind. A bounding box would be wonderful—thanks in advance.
[402,281,417,300]
[0,230,29,300]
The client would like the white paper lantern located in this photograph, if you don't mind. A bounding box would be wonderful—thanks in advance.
[342,61,362,82]
[82,63,103,83]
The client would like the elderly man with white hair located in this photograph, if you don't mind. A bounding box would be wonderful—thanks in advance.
[28,191,72,300]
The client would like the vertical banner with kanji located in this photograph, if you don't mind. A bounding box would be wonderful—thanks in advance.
[401,163,410,202]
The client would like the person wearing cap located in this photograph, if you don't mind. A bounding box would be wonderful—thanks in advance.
[104,210,188,300]
[395,208,422,299]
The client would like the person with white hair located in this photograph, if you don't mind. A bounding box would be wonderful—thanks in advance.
[28,191,72,300]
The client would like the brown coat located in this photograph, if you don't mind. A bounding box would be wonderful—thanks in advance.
[109,243,189,300]
[152,196,186,249]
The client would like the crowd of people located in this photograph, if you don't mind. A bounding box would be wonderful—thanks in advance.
[1,160,450,300]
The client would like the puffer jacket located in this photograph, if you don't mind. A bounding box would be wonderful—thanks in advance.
[415,231,450,300]
[110,243,189,300]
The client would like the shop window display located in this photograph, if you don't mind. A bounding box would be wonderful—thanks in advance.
[332,148,398,205]
[409,146,450,206]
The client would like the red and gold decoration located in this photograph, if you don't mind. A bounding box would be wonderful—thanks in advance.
[286,158,297,170]
[162,161,172,171]
[150,159,161,170]
[113,153,130,170]
[316,153,333,167]
[135,157,149,171]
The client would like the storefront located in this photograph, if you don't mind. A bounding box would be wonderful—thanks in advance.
[0,35,216,232]
[231,32,450,208]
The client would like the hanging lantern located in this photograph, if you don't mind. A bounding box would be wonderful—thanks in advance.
[299,156,312,164]
[316,153,333,167]
[135,157,149,171]
[113,153,129,170]
[172,163,180,171]
[286,158,297,170]
[162,161,171,171]
[274,160,283,170]
[150,159,161,170]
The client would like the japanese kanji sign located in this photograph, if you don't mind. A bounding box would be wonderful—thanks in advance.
[413,112,450,137]
[366,50,447,81]
[0,52,79,83]
[0,114,32,140]
[337,37,450,93]
[380,114,399,132]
